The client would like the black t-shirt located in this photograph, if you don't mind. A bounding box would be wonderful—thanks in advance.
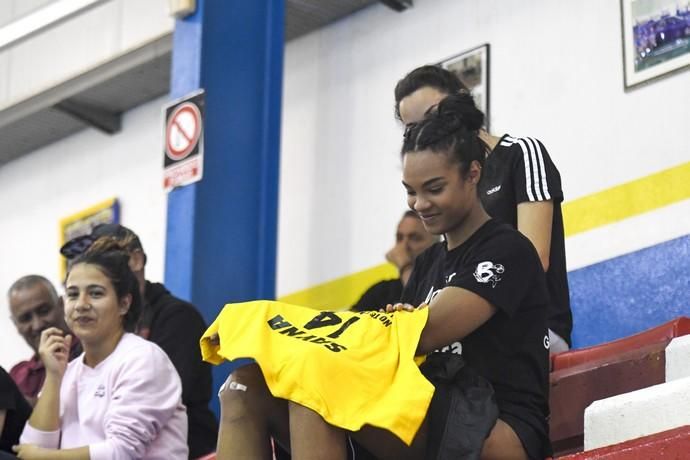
[351,279,403,312]
[402,219,551,458]
[479,134,572,345]
[0,366,31,453]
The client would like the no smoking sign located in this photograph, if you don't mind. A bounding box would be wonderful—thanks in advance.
[163,90,205,191]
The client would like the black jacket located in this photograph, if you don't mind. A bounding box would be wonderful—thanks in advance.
[142,282,218,459]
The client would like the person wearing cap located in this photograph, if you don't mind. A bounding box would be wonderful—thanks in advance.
[7,275,82,405]
[61,224,218,459]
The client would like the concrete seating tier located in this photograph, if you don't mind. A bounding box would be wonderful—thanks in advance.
[557,425,690,459]
[549,317,690,457]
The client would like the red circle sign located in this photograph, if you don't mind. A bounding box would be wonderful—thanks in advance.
[165,102,202,161]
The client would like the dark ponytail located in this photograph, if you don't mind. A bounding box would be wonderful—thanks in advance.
[394,65,470,121]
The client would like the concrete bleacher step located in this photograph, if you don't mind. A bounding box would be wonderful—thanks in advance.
[583,376,690,450]
[665,334,690,382]
[550,343,666,455]
[558,425,690,459]
[549,317,690,457]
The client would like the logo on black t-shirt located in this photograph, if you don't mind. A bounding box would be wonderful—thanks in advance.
[473,261,505,287]
[424,286,442,305]
[486,185,502,195]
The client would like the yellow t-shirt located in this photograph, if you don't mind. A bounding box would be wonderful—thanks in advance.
[200,300,434,445]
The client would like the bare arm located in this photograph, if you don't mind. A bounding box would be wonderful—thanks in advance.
[417,287,497,355]
[0,409,5,435]
[517,201,553,271]
[27,329,71,432]
[27,373,62,431]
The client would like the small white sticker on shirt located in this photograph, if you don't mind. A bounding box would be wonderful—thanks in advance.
[473,261,505,288]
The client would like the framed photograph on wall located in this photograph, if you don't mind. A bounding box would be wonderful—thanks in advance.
[439,43,490,130]
[621,0,690,89]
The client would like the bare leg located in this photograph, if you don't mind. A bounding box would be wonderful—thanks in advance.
[351,419,428,460]
[217,364,290,460]
[353,416,528,460]
[480,419,529,460]
[289,401,347,460]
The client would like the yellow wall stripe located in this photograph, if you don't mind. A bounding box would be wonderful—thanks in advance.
[563,161,690,236]
[280,161,690,309]
[278,263,399,311]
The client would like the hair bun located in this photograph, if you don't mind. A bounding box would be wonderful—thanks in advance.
[436,93,484,132]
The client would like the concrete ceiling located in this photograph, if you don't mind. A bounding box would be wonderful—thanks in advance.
[0,0,384,166]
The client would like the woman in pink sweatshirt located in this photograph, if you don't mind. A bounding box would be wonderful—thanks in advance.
[15,237,188,460]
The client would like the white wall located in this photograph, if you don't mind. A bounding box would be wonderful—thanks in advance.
[2,0,690,365]
[276,0,690,295]
[0,98,168,369]
[0,0,57,28]
[0,0,173,109]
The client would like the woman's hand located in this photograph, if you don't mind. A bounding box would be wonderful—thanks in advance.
[38,328,71,378]
[13,444,53,460]
[384,303,426,313]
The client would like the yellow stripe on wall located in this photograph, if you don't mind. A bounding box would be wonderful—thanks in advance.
[280,161,690,309]
[278,263,399,311]
[563,161,690,237]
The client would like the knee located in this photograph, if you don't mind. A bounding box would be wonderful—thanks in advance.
[218,364,272,421]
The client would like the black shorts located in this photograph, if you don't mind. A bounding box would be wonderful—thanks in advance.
[500,411,552,460]
[421,353,499,460]
[348,353,499,460]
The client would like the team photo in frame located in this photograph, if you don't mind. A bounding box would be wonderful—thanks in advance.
[621,0,690,89]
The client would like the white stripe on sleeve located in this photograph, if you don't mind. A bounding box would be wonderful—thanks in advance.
[528,137,551,200]
[518,139,537,201]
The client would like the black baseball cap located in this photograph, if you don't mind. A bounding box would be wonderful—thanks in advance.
[60,223,144,259]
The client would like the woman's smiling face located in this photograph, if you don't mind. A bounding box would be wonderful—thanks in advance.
[402,150,478,240]
[64,263,129,345]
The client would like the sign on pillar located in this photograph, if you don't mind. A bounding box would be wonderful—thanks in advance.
[163,89,205,191]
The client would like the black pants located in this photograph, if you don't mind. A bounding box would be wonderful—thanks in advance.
[420,353,499,460]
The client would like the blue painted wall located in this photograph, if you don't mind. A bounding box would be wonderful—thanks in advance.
[165,0,284,417]
[570,234,690,348]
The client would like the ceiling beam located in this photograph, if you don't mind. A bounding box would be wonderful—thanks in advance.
[379,0,412,12]
[0,33,171,130]
[0,0,112,52]
[54,99,121,134]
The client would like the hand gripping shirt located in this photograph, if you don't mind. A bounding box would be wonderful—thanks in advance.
[200,300,434,445]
